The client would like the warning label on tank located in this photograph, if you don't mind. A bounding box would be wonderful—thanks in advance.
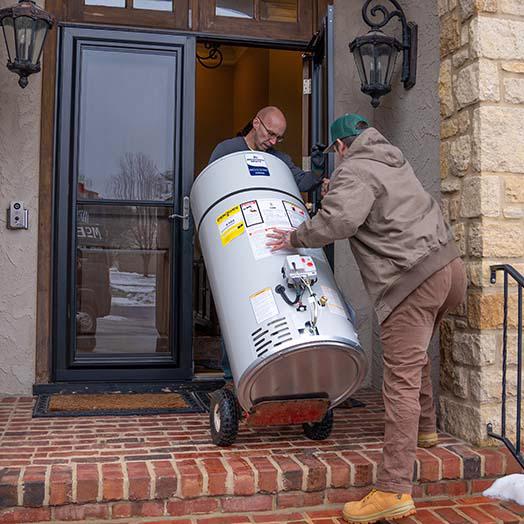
[240,200,263,227]
[250,287,279,324]
[216,205,245,246]
[283,201,308,228]
[245,153,270,176]
[320,286,348,318]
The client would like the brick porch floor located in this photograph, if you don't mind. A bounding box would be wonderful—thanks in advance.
[0,389,522,523]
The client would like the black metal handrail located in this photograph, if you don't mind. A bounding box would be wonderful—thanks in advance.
[488,264,523,469]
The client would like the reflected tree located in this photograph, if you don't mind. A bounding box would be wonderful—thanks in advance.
[111,152,164,276]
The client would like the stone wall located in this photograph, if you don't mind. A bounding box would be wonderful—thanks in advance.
[0,0,44,394]
[438,0,524,445]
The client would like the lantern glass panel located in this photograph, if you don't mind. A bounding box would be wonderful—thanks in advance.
[14,15,34,62]
[31,19,48,63]
[1,17,16,62]
[374,42,397,85]
[357,43,374,85]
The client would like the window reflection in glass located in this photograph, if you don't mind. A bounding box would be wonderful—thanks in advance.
[133,0,172,11]
[77,47,176,201]
[85,0,125,6]
[260,0,297,22]
[216,0,253,19]
[75,204,172,355]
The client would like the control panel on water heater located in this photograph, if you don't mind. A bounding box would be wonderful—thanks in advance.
[283,255,317,285]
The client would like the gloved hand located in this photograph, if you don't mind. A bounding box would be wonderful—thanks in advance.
[311,143,326,174]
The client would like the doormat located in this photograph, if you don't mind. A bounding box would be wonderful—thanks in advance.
[33,391,213,418]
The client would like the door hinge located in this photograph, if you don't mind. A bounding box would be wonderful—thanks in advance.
[303,78,312,95]
[169,196,191,231]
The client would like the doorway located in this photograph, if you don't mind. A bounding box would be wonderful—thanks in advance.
[191,42,305,377]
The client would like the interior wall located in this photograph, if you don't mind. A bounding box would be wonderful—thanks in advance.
[195,62,235,175]
[268,49,303,166]
[233,47,270,135]
[333,0,441,393]
[195,46,303,176]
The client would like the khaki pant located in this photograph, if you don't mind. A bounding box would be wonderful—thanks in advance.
[375,257,467,494]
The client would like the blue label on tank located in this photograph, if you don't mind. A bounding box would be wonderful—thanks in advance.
[245,153,270,176]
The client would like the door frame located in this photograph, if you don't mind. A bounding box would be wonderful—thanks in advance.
[36,13,320,385]
[52,24,195,382]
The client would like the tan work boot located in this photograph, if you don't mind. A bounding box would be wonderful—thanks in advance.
[342,488,416,523]
[418,431,438,448]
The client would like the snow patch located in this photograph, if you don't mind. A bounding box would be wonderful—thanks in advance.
[483,474,524,505]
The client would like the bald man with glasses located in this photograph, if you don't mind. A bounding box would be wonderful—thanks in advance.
[208,106,326,192]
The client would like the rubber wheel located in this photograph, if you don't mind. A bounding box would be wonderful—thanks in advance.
[302,409,333,440]
[209,387,239,447]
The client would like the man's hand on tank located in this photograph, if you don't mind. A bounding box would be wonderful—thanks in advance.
[266,228,293,252]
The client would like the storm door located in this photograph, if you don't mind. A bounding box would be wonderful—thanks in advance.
[53,26,195,381]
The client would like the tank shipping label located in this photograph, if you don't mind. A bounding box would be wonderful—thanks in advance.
[245,153,270,176]
[216,205,245,246]
[250,287,279,324]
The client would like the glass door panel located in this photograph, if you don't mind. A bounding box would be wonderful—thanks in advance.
[77,47,176,201]
[76,204,172,356]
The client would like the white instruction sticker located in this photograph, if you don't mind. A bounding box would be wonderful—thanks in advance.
[258,199,291,228]
[247,224,297,260]
[240,200,263,227]
[321,286,348,318]
[283,201,308,228]
[250,288,279,324]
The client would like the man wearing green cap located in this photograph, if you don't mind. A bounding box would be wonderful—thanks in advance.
[267,113,466,524]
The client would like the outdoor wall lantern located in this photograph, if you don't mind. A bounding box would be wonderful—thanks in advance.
[349,0,417,107]
[0,0,55,88]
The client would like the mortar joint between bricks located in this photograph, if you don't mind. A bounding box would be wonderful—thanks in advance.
[17,466,25,506]
[244,457,260,494]
[266,455,284,492]
[145,461,156,500]
[121,459,129,500]
[71,463,78,504]
[195,459,209,496]
[220,456,235,495]
[42,465,51,506]
[169,459,182,499]
[96,462,103,503]
[335,451,356,486]
[315,455,333,489]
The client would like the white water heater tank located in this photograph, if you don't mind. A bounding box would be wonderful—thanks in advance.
[190,151,367,413]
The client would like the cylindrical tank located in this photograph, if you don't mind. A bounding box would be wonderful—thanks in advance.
[191,151,367,413]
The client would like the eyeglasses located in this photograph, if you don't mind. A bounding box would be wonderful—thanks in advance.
[257,118,284,143]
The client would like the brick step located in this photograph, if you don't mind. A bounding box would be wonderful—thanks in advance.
[1,495,524,523]
[1,391,522,522]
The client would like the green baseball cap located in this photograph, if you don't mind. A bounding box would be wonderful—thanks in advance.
[324,113,370,153]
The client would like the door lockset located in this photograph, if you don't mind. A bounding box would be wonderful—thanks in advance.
[169,196,190,231]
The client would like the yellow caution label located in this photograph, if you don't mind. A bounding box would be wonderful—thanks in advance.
[216,205,245,246]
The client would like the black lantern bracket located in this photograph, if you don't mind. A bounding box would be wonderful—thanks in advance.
[363,0,417,89]
[349,0,417,107]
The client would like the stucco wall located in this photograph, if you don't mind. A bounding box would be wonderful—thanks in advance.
[0,0,43,394]
[333,0,441,391]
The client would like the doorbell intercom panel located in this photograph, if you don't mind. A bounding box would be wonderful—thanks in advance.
[7,201,29,229]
